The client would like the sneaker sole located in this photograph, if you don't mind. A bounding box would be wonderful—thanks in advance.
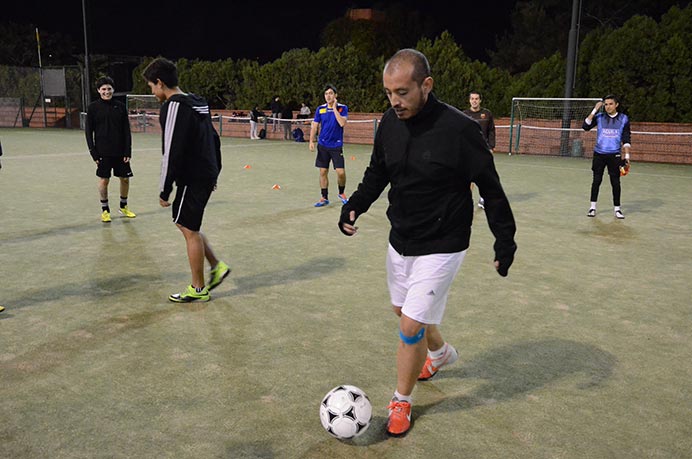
[168,295,210,303]
[208,268,231,291]
[386,419,413,437]
[417,371,438,382]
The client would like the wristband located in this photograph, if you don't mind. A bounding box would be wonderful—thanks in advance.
[590,109,598,116]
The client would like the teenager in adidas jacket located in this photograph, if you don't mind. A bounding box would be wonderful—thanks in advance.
[158,93,222,203]
[144,57,229,304]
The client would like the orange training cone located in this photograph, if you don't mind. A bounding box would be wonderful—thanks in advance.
[350,156,356,160]
[244,164,251,169]
[272,184,281,190]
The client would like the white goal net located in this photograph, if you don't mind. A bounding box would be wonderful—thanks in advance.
[126,94,162,132]
[509,97,602,157]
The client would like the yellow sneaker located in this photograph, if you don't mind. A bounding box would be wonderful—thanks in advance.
[101,210,111,223]
[169,285,210,303]
[208,261,231,291]
[0,305,5,313]
[119,206,136,218]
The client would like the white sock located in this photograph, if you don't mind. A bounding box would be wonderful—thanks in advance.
[590,202,597,210]
[429,343,449,360]
[393,391,412,403]
[614,206,621,212]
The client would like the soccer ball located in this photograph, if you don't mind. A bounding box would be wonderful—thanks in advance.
[319,385,372,439]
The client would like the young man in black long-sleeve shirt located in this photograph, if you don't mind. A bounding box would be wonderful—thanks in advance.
[143,58,230,303]
[85,76,136,223]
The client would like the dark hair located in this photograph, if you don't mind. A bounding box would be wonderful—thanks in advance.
[385,48,431,84]
[324,84,337,93]
[142,57,179,88]
[603,94,620,104]
[95,76,114,89]
[469,90,482,98]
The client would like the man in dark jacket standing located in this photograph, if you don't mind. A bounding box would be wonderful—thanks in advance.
[85,76,136,223]
[339,49,517,437]
[144,58,231,303]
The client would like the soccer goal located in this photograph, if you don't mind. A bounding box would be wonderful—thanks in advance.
[126,94,161,132]
[509,97,602,157]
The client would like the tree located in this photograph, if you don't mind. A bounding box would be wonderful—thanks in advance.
[490,0,690,74]
[0,22,76,66]
[417,32,511,116]
[320,3,434,59]
[581,5,692,122]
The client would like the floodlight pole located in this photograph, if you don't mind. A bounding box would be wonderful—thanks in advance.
[560,0,582,156]
[82,0,91,109]
[36,28,47,127]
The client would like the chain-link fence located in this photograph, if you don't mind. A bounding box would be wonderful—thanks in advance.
[0,65,83,128]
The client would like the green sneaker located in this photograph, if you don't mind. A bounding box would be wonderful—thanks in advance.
[208,261,231,291]
[168,285,210,303]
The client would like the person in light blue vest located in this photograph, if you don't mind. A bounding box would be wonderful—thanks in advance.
[583,95,631,219]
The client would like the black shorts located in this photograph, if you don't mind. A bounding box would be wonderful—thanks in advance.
[315,144,345,169]
[96,157,134,179]
[592,152,621,177]
[171,182,215,232]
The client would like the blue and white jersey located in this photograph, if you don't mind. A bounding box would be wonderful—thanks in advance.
[313,103,348,148]
[584,112,631,155]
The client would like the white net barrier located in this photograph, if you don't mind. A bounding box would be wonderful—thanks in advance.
[509,97,692,163]
[510,98,602,156]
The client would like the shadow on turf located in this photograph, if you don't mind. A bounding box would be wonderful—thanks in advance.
[577,217,636,242]
[622,198,664,214]
[214,256,347,298]
[506,192,539,203]
[302,338,617,449]
[416,338,617,416]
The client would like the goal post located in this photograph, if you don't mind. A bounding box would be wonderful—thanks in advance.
[125,94,161,113]
[509,97,602,157]
[126,94,162,133]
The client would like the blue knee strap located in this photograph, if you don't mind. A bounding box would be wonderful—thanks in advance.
[399,327,425,345]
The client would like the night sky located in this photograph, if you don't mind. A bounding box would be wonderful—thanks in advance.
[3,0,516,63]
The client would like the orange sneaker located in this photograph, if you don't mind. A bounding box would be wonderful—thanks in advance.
[417,343,459,381]
[386,399,412,436]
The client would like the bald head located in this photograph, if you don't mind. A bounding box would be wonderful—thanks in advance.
[384,49,431,85]
[383,49,434,120]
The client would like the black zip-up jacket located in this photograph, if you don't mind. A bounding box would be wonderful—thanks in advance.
[85,98,132,160]
[341,94,516,267]
[158,93,222,201]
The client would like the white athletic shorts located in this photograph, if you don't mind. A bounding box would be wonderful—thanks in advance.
[386,243,466,325]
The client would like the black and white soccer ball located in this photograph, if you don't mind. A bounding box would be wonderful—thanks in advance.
[319,385,372,439]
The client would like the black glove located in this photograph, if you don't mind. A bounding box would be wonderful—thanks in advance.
[494,242,517,277]
[338,205,358,236]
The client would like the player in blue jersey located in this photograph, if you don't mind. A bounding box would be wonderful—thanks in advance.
[583,95,631,219]
[309,84,349,207]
